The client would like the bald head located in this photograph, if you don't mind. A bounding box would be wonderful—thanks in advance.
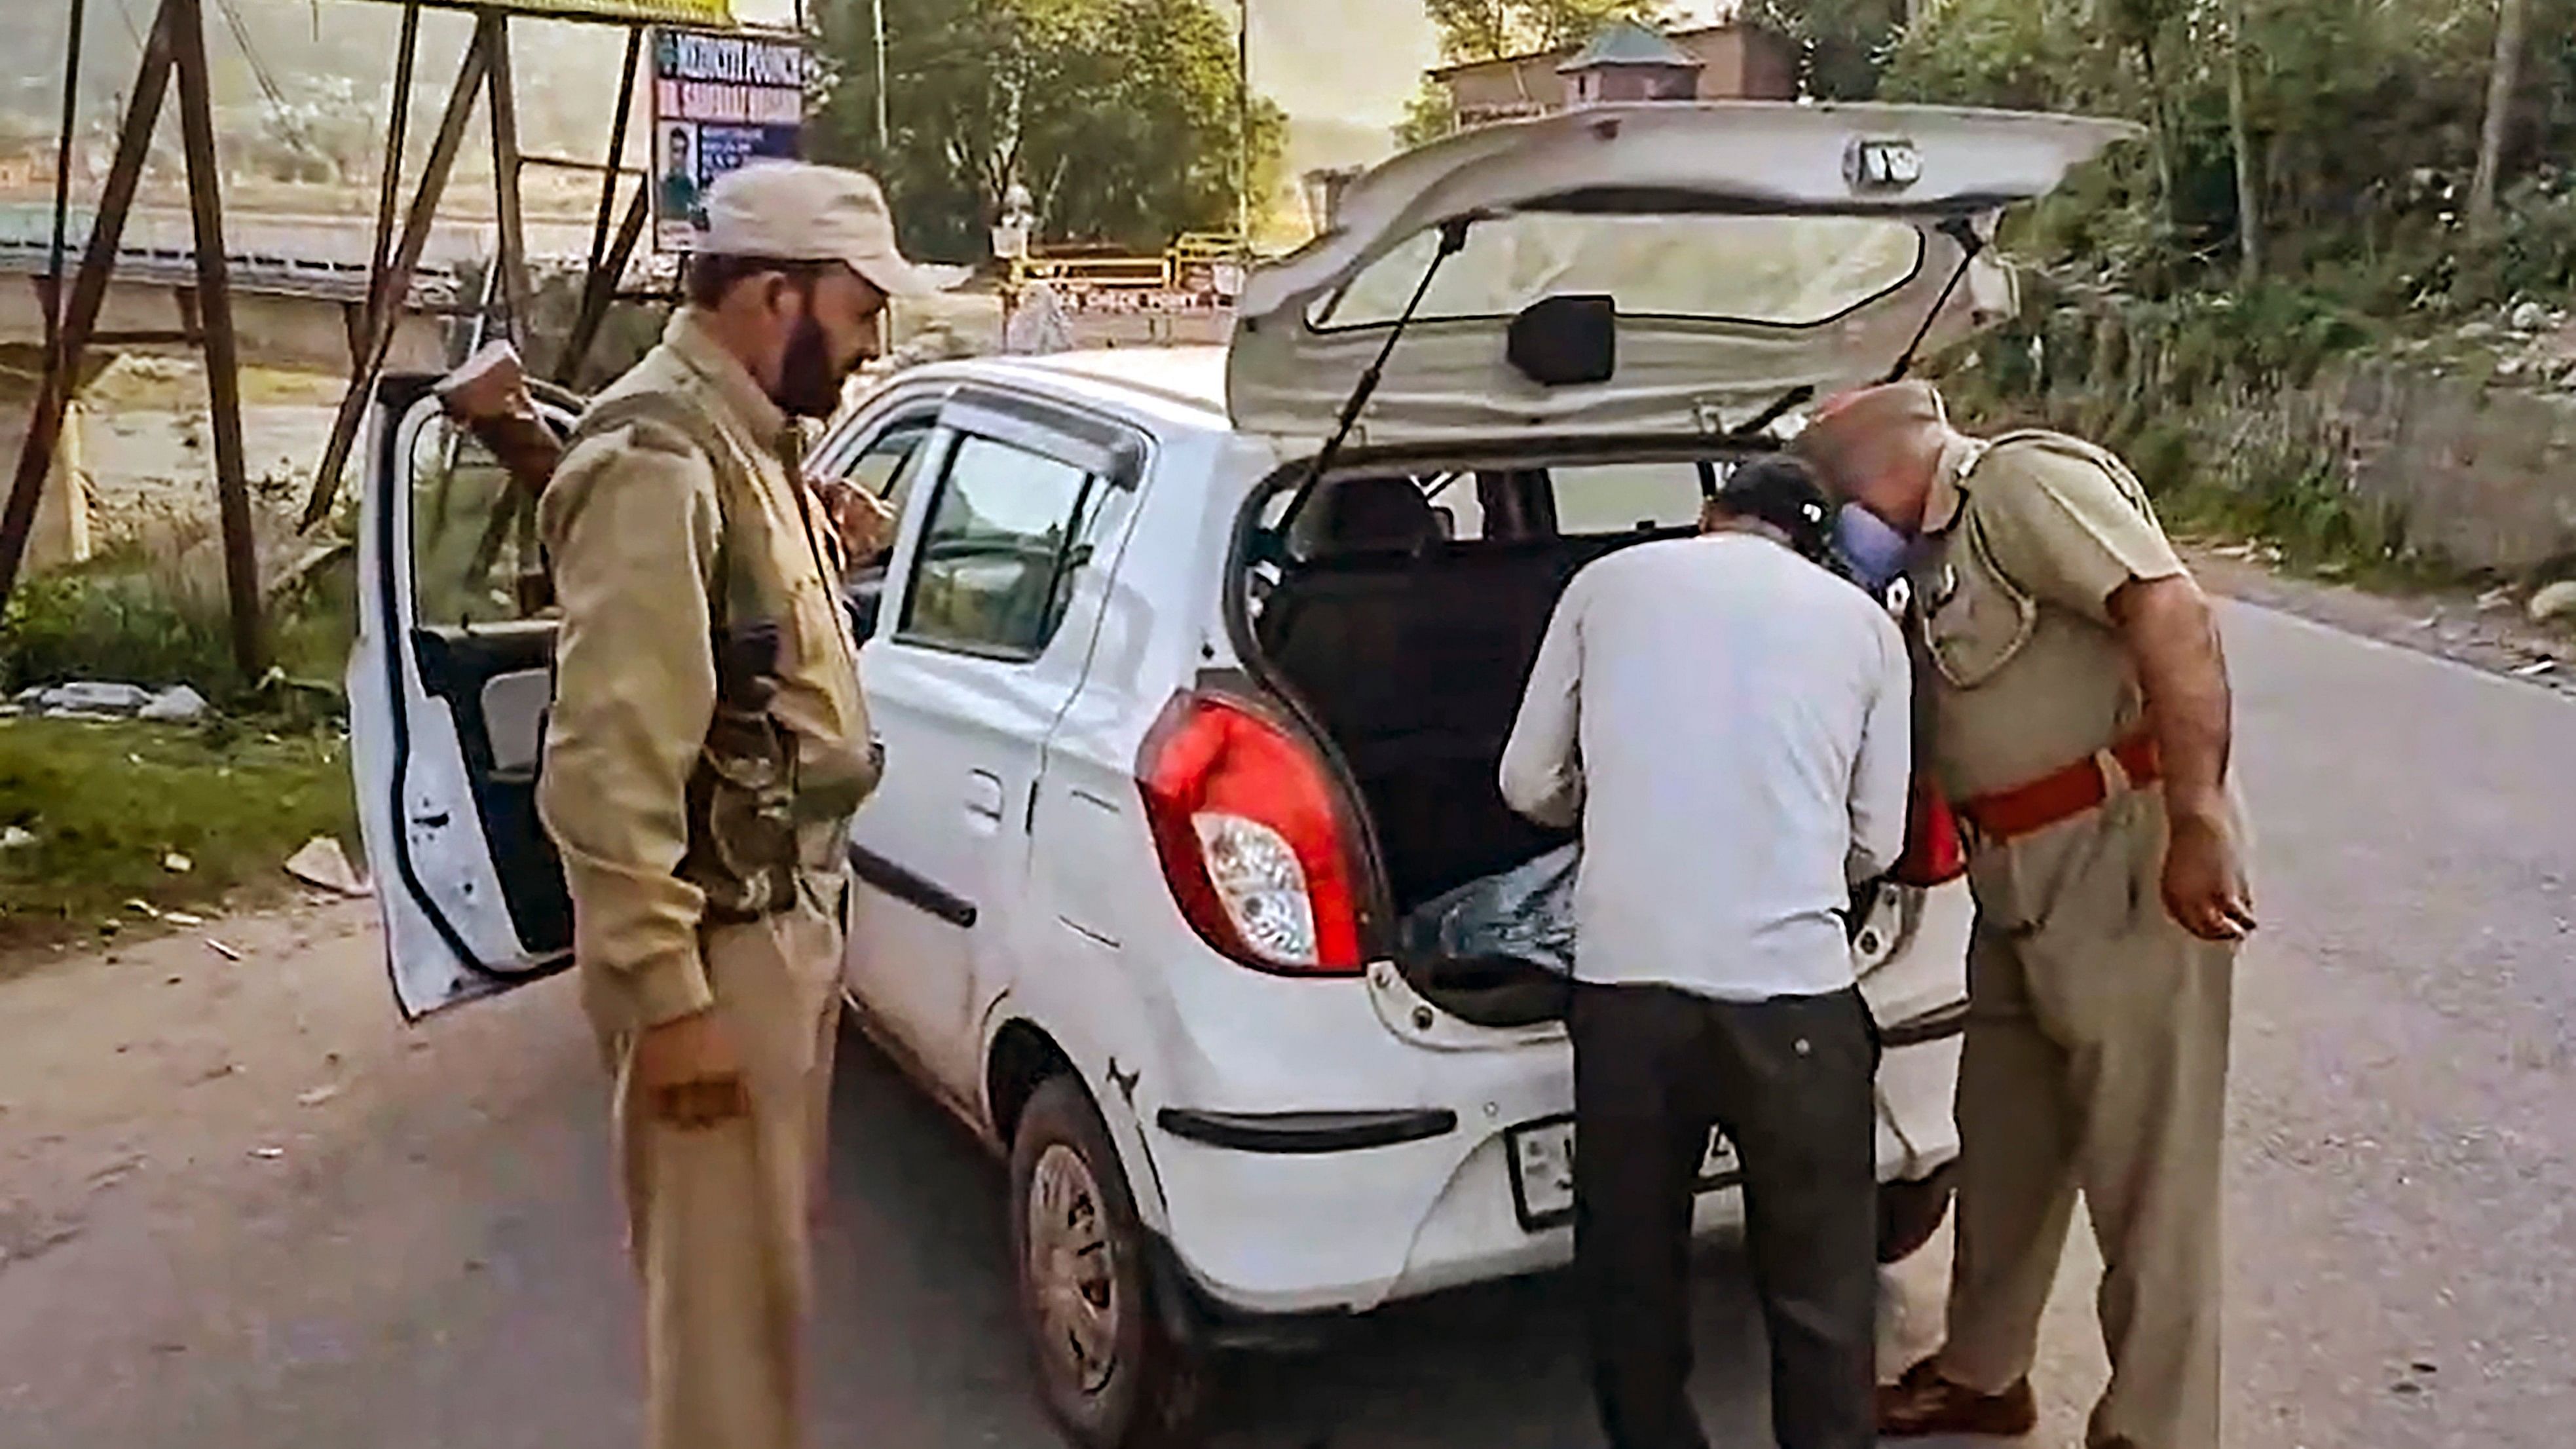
[1791,381,1956,535]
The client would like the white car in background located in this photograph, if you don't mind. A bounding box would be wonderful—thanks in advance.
[352,102,2133,1449]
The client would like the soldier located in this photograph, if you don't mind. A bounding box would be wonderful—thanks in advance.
[536,160,923,1449]
[1793,383,2256,1449]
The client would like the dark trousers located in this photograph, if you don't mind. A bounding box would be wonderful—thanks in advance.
[1571,981,1880,1449]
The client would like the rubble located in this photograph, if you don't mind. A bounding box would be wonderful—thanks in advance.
[2528,579,2576,626]
[8,681,215,723]
[284,837,369,897]
[137,685,209,723]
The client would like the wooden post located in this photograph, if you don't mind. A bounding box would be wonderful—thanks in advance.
[559,181,650,392]
[484,13,536,348]
[301,16,496,532]
[0,0,176,613]
[559,24,644,385]
[44,0,90,358]
[169,0,264,674]
[365,1,423,352]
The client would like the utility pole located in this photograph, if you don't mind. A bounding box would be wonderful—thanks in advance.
[872,0,890,155]
[1235,0,1250,245]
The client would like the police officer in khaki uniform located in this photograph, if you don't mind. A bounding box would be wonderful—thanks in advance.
[537,160,923,1449]
[1793,383,2256,1449]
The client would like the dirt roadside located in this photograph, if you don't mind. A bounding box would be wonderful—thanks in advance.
[0,897,439,1276]
[2186,546,2576,701]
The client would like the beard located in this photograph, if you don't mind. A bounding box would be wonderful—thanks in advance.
[770,313,848,420]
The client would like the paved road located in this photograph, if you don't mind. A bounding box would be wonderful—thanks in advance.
[1,599,2571,1448]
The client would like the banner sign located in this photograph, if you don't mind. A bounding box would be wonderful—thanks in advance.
[359,0,733,22]
[650,28,806,253]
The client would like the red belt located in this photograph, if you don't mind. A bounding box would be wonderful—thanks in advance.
[1957,732,2161,844]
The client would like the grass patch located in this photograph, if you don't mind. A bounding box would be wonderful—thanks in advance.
[0,717,356,957]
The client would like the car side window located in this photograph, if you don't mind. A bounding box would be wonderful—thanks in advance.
[898,432,1110,660]
[840,415,937,511]
[411,417,548,628]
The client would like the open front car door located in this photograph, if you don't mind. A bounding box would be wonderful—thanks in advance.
[349,375,575,1019]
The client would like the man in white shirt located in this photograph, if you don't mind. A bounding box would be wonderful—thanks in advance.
[1501,456,1911,1449]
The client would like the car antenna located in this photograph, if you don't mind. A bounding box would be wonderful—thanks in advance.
[1276,216,1476,530]
[1881,216,1988,385]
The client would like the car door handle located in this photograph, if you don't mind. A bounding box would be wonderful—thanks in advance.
[965,770,1007,825]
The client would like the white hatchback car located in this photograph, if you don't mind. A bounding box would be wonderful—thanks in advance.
[353,103,2130,1449]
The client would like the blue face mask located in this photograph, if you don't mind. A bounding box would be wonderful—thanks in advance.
[1832,502,1916,592]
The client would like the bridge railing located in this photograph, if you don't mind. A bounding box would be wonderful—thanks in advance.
[0,214,463,307]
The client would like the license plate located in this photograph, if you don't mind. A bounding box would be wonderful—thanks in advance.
[1503,1116,1741,1231]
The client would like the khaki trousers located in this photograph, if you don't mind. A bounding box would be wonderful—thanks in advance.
[593,887,844,1449]
[1935,789,2239,1449]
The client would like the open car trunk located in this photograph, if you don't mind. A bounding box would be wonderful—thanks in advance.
[1237,451,1750,1027]
[1221,102,2135,1026]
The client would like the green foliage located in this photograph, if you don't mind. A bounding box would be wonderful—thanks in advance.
[1421,1,1671,64]
[1396,78,1461,150]
[1866,0,2576,304]
[0,719,356,952]
[0,544,353,717]
[808,0,1286,258]
[1,566,244,702]
[1740,0,1907,100]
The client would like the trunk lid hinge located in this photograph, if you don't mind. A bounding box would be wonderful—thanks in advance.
[1882,215,1989,385]
[1275,216,1475,529]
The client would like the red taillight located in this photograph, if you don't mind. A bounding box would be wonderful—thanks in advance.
[1137,692,1365,975]
[1890,774,1969,888]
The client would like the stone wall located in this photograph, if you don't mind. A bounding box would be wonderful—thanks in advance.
[2322,361,2576,577]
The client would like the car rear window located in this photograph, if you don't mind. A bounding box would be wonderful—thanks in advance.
[1311,214,1925,331]
[1549,462,1707,535]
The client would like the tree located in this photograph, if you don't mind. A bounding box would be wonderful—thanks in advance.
[1395,79,1459,150]
[1423,0,1669,63]
[809,0,1283,259]
[2469,0,2531,240]
[1742,0,1908,100]
[2226,0,2264,281]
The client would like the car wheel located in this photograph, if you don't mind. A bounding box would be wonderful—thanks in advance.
[1877,1162,1957,1264]
[1009,1075,1205,1449]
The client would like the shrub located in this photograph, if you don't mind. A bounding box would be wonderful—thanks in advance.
[0,563,247,700]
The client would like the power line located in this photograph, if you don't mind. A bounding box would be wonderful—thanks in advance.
[211,0,328,164]
[214,0,295,115]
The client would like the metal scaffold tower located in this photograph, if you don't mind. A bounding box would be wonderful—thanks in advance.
[0,0,760,671]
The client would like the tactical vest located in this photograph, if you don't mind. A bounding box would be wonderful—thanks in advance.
[561,390,802,925]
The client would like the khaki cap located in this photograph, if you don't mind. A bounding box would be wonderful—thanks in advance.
[1791,379,1949,491]
[698,160,931,299]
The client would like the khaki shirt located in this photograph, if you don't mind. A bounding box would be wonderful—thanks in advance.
[537,310,874,1033]
[1907,432,2186,804]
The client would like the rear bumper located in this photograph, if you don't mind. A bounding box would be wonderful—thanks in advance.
[1148,1021,1964,1324]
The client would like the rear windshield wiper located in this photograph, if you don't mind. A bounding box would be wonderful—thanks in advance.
[1275,216,1475,532]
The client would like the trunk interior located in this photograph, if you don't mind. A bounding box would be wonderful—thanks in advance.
[1242,459,1722,1026]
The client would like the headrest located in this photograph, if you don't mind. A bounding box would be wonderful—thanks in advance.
[1290,476,1440,558]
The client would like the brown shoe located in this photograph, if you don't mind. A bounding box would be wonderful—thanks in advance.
[1876,1358,2040,1438]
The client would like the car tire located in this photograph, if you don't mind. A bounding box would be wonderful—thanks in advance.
[1877,1162,1957,1264]
[1008,1074,1206,1449]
